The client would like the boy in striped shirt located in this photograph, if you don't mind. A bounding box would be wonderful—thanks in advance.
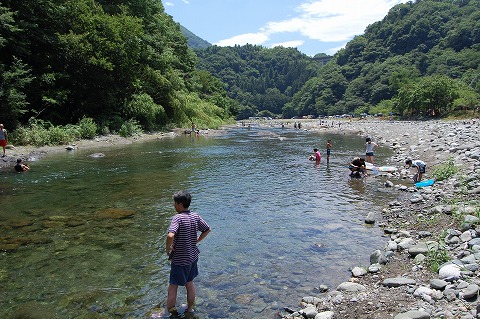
[166,190,211,318]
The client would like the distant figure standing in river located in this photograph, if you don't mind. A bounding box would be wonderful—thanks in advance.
[165,190,211,318]
[326,139,332,163]
[365,137,378,164]
[0,124,7,157]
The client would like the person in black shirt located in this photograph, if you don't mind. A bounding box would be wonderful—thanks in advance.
[349,157,366,177]
[14,159,29,172]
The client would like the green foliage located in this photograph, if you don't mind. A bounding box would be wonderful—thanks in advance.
[119,119,143,137]
[0,57,34,127]
[427,242,450,273]
[272,0,480,118]
[432,157,458,181]
[369,100,394,116]
[396,75,459,116]
[11,117,98,146]
[124,93,166,130]
[195,44,323,119]
[77,117,98,139]
[0,0,231,132]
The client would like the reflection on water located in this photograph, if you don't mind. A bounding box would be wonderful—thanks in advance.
[0,126,396,319]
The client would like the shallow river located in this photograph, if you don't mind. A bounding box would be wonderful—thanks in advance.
[0,124,397,319]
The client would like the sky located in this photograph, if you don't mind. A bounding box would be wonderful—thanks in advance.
[163,0,410,57]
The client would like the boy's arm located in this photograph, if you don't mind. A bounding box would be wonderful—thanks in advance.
[166,232,175,255]
[197,229,211,243]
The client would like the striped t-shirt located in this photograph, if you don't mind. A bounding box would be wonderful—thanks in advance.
[168,210,210,266]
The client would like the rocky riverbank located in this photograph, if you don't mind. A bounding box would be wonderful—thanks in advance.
[275,118,480,319]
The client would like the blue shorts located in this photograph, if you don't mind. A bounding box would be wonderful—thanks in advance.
[366,152,374,156]
[326,149,331,156]
[170,259,198,286]
[417,164,426,173]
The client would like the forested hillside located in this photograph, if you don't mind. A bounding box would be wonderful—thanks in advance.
[195,45,323,119]
[195,0,479,119]
[287,0,480,118]
[0,0,235,135]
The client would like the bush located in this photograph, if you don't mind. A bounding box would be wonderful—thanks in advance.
[119,119,143,137]
[78,117,98,139]
[11,117,97,146]
[432,157,458,181]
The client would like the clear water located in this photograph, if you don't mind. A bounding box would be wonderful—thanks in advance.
[0,125,396,319]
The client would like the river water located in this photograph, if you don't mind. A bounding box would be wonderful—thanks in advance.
[0,124,397,319]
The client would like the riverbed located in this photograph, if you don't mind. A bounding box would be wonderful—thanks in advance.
[0,124,398,319]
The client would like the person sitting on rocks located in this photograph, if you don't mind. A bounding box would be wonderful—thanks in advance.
[405,159,426,182]
[349,157,367,178]
[14,158,30,172]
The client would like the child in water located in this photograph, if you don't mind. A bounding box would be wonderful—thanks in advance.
[309,148,321,163]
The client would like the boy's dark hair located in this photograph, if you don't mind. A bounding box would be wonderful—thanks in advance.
[313,148,318,152]
[173,190,192,208]
[366,137,371,142]
[16,158,22,163]
[405,159,412,165]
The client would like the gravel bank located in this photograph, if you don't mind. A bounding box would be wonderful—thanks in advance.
[276,118,480,319]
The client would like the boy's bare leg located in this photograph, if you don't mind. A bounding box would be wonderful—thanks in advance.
[186,281,196,311]
[167,284,178,311]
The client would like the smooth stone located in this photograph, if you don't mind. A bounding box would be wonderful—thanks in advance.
[382,277,416,287]
[394,310,431,319]
[337,282,366,292]
[430,279,448,290]
[438,264,462,281]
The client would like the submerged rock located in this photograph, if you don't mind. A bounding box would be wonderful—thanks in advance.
[95,208,136,219]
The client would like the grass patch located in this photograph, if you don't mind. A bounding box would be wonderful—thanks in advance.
[432,157,458,181]
[427,241,449,273]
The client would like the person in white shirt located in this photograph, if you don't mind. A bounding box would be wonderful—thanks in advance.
[365,137,378,164]
[405,159,426,182]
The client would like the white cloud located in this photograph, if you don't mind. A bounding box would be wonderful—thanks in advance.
[164,2,173,6]
[215,33,269,46]
[215,0,408,51]
[269,40,305,49]
[266,0,407,42]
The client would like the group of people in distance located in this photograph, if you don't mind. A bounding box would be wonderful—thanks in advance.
[347,137,426,182]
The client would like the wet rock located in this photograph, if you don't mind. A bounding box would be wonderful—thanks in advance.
[89,152,105,158]
[95,208,135,219]
[10,301,60,319]
[351,266,367,277]
[364,212,376,224]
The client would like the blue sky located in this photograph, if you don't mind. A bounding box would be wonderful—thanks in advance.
[164,0,410,56]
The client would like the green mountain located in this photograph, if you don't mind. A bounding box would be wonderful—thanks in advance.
[195,0,479,119]
[194,44,327,119]
[180,25,211,49]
